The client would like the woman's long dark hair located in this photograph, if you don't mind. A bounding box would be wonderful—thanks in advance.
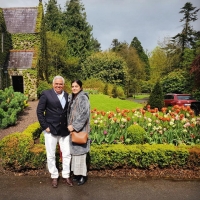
[71,80,83,88]
[71,80,83,98]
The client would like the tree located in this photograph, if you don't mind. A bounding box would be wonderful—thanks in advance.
[111,39,128,52]
[147,81,164,110]
[62,0,94,62]
[149,47,168,84]
[81,52,128,86]
[130,37,150,80]
[190,54,200,88]
[161,69,191,94]
[90,37,101,52]
[44,0,63,33]
[172,2,200,56]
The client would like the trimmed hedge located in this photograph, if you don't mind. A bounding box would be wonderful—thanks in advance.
[89,144,191,169]
[0,122,200,172]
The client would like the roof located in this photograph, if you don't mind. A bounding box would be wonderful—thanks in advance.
[8,50,34,69]
[2,7,38,33]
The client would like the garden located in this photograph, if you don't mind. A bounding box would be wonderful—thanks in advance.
[0,87,200,179]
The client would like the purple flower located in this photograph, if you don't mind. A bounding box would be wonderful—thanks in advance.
[103,130,108,135]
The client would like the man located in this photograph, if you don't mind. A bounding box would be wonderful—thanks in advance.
[37,75,73,188]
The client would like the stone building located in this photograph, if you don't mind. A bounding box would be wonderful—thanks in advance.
[0,0,47,100]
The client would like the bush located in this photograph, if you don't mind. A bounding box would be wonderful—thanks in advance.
[0,86,28,129]
[127,124,146,144]
[0,128,46,170]
[147,81,164,110]
[37,81,51,98]
[22,122,42,140]
[89,144,191,169]
[0,132,34,171]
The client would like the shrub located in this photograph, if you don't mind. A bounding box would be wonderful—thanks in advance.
[112,85,117,98]
[0,132,34,171]
[103,83,108,95]
[89,144,191,169]
[22,122,42,140]
[37,81,51,98]
[0,86,28,129]
[127,124,146,144]
[29,144,46,169]
[147,81,164,110]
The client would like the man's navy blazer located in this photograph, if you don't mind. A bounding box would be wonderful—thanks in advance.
[37,89,70,137]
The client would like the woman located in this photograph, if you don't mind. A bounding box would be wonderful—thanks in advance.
[67,80,90,186]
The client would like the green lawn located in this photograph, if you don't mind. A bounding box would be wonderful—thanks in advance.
[89,94,143,112]
[133,94,149,99]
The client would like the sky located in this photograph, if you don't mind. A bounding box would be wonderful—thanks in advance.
[1,0,200,52]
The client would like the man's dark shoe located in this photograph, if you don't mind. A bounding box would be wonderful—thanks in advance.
[77,176,87,186]
[63,178,73,187]
[52,178,58,188]
[73,175,81,182]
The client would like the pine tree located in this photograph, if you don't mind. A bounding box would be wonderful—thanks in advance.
[147,81,164,110]
[62,0,93,62]
[172,3,200,53]
[44,0,63,33]
[130,37,150,80]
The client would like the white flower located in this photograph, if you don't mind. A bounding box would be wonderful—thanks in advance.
[186,113,190,117]
[148,118,152,122]
[147,123,152,127]
[121,118,127,122]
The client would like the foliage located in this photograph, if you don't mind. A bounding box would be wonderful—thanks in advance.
[130,37,150,80]
[0,8,12,90]
[37,2,48,81]
[37,80,51,98]
[0,132,34,170]
[147,81,164,110]
[161,69,191,94]
[81,51,128,86]
[127,124,146,144]
[149,46,168,84]
[112,85,117,98]
[190,54,200,89]
[89,144,193,169]
[62,0,93,63]
[11,34,40,50]
[0,86,28,129]
[44,0,63,33]
[103,83,108,95]
[46,31,69,79]
[22,122,42,140]
[172,2,200,53]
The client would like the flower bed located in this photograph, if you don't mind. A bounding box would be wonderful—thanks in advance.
[90,105,200,145]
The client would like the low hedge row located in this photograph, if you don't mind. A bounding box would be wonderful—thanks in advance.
[89,144,200,169]
[0,122,200,171]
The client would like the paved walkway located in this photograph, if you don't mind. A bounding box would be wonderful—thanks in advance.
[0,175,200,200]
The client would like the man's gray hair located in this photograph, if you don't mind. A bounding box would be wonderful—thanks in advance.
[53,76,65,84]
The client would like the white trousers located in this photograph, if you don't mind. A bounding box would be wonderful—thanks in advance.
[44,131,71,179]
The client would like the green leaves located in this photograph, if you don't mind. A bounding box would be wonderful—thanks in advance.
[0,86,28,129]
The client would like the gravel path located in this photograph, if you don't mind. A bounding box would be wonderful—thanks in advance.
[0,100,39,140]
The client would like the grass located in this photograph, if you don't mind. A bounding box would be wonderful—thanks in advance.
[89,94,143,112]
[133,94,149,99]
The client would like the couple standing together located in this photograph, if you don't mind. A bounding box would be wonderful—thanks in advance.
[37,76,90,188]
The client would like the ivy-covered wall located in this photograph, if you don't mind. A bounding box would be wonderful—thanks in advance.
[0,8,12,90]
[1,1,48,100]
